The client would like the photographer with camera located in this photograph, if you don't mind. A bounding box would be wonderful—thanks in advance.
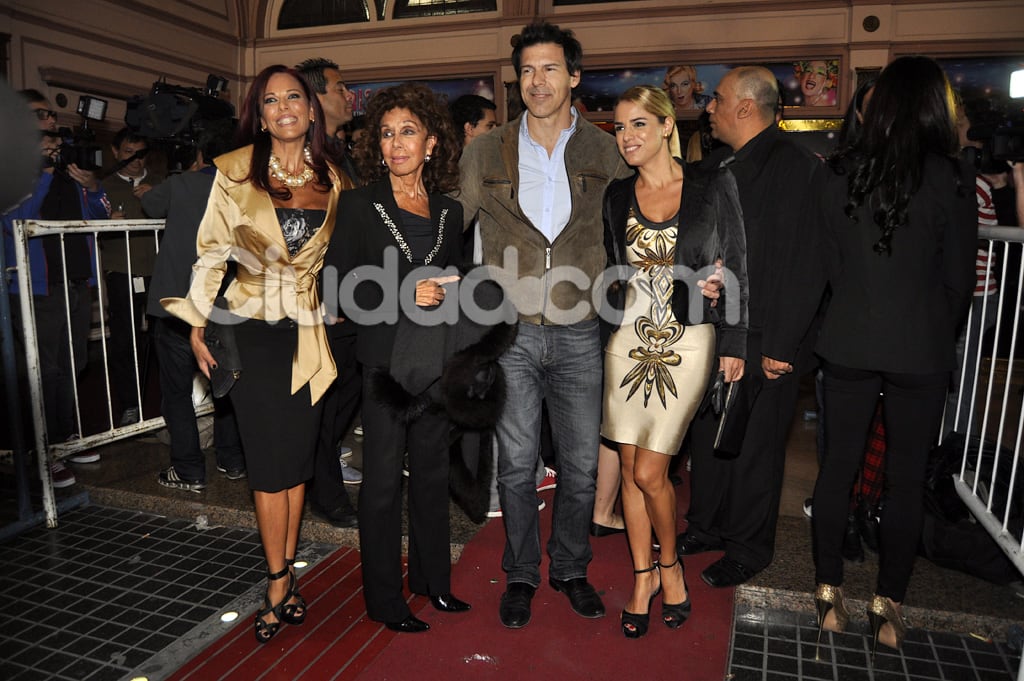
[2,89,110,483]
[100,128,163,428]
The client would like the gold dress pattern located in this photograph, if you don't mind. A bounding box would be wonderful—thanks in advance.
[602,204,716,455]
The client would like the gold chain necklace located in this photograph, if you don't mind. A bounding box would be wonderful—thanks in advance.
[269,146,315,188]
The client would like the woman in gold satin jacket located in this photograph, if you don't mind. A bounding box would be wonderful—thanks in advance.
[163,64,348,644]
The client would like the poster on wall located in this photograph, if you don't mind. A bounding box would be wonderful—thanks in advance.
[576,59,842,117]
[936,56,1024,103]
[348,76,496,116]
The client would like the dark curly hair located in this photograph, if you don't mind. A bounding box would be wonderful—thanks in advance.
[353,82,460,194]
[234,64,332,200]
[829,56,963,255]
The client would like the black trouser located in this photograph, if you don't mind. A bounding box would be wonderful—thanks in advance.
[105,272,150,412]
[310,332,361,512]
[813,362,947,602]
[9,281,91,441]
[686,339,803,572]
[358,376,451,623]
[152,317,243,482]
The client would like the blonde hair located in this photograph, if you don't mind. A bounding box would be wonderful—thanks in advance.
[685,130,704,163]
[616,85,681,159]
[664,65,705,96]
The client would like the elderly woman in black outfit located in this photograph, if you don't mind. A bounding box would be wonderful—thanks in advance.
[163,64,341,644]
[325,82,468,633]
[808,56,976,654]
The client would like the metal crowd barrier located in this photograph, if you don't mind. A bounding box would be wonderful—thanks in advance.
[7,217,212,530]
[949,226,1024,574]
[946,225,1024,681]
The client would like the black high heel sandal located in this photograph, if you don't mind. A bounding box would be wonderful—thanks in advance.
[658,557,691,629]
[621,564,661,639]
[280,557,307,626]
[255,566,290,644]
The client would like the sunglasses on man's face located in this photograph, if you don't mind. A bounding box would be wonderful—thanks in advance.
[34,109,58,120]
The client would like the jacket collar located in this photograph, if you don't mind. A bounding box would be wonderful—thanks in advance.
[733,123,781,168]
[365,179,450,262]
[214,145,341,258]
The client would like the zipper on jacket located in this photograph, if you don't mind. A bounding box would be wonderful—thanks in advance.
[545,247,552,271]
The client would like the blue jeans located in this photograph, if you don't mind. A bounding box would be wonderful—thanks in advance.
[496,319,602,586]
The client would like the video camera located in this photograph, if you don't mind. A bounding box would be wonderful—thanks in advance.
[49,95,107,172]
[125,75,234,172]
[965,109,1024,174]
[963,70,1024,173]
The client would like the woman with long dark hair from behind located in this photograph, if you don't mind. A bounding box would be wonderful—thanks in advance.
[163,64,341,644]
[809,56,976,654]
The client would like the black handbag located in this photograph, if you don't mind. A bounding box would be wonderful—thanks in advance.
[203,298,242,398]
[702,370,761,459]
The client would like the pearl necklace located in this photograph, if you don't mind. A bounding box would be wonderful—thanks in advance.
[269,146,315,188]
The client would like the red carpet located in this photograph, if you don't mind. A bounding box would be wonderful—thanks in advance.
[357,484,733,681]
[169,482,734,681]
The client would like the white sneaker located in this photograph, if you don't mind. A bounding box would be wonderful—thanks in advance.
[340,458,362,485]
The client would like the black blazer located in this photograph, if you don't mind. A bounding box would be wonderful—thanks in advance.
[603,160,749,360]
[143,169,217,318]
[324,180,463,368]
[814,154,977,373]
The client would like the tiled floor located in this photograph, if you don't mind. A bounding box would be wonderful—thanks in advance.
[0,505,330,681]
[729,604,1019,681]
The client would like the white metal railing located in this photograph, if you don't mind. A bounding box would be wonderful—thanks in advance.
[10,218,212,528]
[946,226,1024,610]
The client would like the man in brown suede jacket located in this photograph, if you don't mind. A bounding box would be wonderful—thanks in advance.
[456,20,630,630]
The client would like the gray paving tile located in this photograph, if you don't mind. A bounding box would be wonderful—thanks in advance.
[729,606,1019,681]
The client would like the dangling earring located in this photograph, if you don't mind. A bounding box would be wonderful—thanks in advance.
[381,158,387,167]
[424,153,432,163]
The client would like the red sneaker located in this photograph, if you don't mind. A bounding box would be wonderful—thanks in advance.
[537,467,557,492]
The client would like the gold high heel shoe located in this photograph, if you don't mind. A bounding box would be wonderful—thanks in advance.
[814,584,849,660]
[867,594,907,656]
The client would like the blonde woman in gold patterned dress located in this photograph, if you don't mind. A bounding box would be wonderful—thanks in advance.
[601,85,748,638]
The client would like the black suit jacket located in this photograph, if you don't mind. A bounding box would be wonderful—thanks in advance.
[143,168,217,318]
[324,180,463,368]
[603,160,749,360]
[813,154,977,373]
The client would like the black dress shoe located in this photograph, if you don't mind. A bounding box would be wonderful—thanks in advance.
[385,614,430,633]
[700,557,758,588]
[549,577,605,618]
[499,583,535,629]
[676,532,724,556]
[430,593,471,613]
[310,503,358,529]
[590,521,625,537]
